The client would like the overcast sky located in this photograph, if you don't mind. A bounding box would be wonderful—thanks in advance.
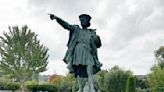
[0,0,164,75]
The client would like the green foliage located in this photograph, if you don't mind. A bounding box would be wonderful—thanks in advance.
[24,80,39,90]
[42,73,76,92]
[148,66,164,92]
[5,82,20,91]
[95,70,108,91]
[25,80,39,85]
[49,74,64,84]
[126,76,136,92]
[136,88,149,92]
[57,79,72,92]
[26,83,57,92]
[53,73,77,92]
[0,79,20,90]
[136,76,149,89]
[38,84,57,92]
[63,73,76,87]
[148,46,164,92]
[0,26,49,82]
[154,46,164,68]
[96,66,132,92]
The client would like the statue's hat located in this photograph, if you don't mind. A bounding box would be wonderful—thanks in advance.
[79,14,91,21]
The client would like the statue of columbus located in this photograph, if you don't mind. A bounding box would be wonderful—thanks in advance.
[49,14,102,92]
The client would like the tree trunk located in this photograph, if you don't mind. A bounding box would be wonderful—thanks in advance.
[20,80,26,92]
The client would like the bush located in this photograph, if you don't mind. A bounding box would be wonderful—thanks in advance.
[126,76,136,92]
[0,81,20,91]
[26,83,57,92]
[6,82,20,91]
[0,81,7,90]
[25,80,38,91]
[50,73,77,92]
[56,79,72,92]
[49,75,64,84]
[39,84,57,92]
[136,88,150,92]
[95,70,108,92]
[96,66,132,92]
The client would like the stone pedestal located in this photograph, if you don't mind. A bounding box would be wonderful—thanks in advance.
[82,82,101,92]
[83,82,89,92]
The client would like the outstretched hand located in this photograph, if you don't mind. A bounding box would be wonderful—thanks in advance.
[48,14,58,20]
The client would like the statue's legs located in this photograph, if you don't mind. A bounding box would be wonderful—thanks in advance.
[87,65,96,92]
[77,76,87,92]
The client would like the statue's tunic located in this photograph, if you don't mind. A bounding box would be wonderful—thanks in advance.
[73,29,94,66]
[56,18,102,77]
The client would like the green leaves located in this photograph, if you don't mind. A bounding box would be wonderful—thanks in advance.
[148,66,164,92]
[126,76,136,92]
[155,46,164,69]
[148,46,164,92]
[96,66,132,92]
[0,25,49,82]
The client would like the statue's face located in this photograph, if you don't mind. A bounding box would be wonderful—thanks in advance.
[80,17,90,27]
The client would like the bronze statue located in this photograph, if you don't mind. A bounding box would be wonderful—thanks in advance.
[49,14,102,92]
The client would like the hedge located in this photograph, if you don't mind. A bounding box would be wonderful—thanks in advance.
[26,83,57,92]
[0,81,20,91]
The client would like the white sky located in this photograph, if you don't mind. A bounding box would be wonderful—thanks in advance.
[0,0,164,76]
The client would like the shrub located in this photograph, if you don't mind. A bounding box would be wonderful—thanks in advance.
[49,74,64,84]
[57,79,72,92]
[126,76,136,92]
[136,88,150,92]
[95,70,108,92]
[0,81,7,90]
[50,73,77,92]
[0,81,20,91]
[25,80,38,91]
[26,83,57,92]
[96,66,132,92]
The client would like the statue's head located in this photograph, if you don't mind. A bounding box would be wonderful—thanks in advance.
[79,14,91,28]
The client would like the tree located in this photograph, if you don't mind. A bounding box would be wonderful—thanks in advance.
[154,46,164,68]
[49,74,65,84]
[95,70,108,92]
[148,66,164,92]
[148,46,164,92]
[126,76,136,92]
[0,26,49,88]
[96,66,132,92]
